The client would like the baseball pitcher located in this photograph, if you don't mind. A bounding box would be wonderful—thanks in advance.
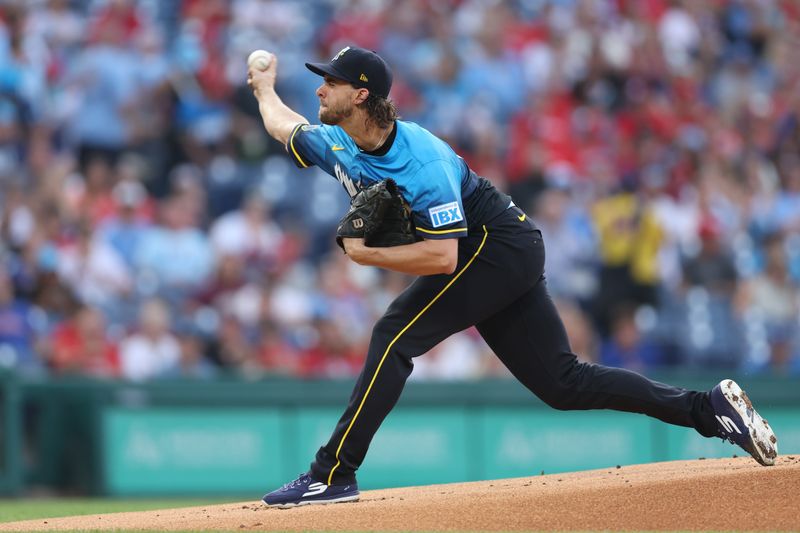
[248,46,778,507]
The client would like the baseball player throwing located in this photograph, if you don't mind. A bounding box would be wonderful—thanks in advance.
[248,46,778,508]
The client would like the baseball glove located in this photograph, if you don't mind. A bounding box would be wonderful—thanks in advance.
[336,178,416,251]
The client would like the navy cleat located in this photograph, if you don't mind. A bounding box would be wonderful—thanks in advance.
[262,472,359,508]
[710,379,778,466]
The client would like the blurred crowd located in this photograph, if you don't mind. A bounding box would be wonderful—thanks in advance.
[1,0,800,382]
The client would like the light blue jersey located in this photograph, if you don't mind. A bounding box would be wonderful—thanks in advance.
[287,120,490,239]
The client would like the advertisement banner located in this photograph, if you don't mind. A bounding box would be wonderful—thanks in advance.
[103,408,284,494]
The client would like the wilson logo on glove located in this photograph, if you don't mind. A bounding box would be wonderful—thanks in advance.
[335,178,417,251]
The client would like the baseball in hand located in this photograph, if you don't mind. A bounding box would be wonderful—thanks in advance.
[247,49,273,71]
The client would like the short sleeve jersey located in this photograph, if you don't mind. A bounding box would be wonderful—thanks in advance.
[286,120,472,239]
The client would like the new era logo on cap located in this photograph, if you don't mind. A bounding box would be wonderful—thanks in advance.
[306,46,393,99]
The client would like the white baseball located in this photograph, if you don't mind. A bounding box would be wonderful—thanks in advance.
[247,49,273,71]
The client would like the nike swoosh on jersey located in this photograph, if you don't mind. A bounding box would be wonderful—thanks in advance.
[517,213,526,222]
[332,145,345,151]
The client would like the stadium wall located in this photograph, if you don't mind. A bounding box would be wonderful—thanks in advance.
[2,375,799,495]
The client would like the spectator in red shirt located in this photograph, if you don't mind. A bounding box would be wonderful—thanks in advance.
[299,318,363,379]
[47,304,119,377]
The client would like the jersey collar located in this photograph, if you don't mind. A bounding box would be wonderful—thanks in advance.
[358,121,397,157]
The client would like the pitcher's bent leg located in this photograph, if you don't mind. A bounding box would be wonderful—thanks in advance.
[310,227,537,484]
[310,312,414,485]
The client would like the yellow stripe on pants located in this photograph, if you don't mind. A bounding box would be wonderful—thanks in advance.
[327,225,489,485]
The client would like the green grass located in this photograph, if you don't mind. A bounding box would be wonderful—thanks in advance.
[0,497,241,523]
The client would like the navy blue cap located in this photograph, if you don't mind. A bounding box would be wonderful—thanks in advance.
[306,46,393,99]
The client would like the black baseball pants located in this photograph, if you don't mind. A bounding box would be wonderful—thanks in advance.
[310,207,719,485]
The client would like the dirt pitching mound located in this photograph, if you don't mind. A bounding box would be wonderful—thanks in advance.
[2,457,799,532]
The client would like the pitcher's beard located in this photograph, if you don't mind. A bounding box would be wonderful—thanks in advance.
[319,103,353,125]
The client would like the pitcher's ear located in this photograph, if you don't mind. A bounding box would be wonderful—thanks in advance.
[353,87,370,105]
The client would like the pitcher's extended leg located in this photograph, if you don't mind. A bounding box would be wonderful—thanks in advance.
[477,278,719,437]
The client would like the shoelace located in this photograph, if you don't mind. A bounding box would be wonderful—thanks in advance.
[283,473,309,490]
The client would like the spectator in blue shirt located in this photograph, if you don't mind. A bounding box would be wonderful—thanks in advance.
[0,266,42,373]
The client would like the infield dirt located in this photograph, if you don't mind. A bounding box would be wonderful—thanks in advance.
[1,456,798,531]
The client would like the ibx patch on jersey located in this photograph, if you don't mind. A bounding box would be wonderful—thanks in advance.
[428,202,463,228]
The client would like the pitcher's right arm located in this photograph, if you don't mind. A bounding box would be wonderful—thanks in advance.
[248,53,309,146]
